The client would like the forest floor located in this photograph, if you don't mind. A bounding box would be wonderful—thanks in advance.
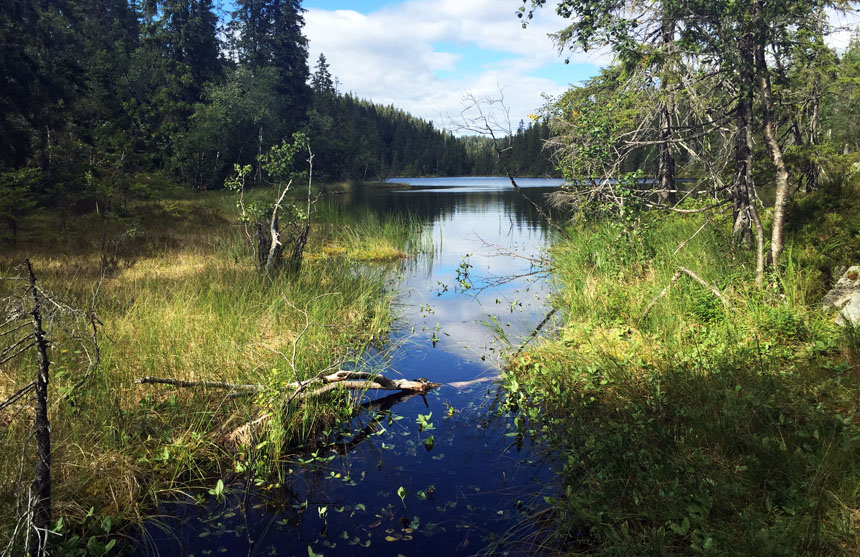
[0,187,425,553]
[504,177,860,555]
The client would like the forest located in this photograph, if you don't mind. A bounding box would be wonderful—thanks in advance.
[3,0,860,555]
[0,0,555,240]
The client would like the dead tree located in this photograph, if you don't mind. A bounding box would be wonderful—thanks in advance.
[227,137,316,276]
[1,261,101,556]
[24,260,51,557]
[452,92,569,239]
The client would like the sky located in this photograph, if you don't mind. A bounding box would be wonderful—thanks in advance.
[300,1,860,134]
[301,0,611,132]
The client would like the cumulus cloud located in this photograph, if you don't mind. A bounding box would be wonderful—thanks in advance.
[303,1,608,131]
[305,2,857,130]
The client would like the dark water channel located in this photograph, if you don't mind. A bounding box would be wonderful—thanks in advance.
[136,177,563,556]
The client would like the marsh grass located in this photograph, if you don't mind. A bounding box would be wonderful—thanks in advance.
[504,183,860,555]
[0,189,421,552]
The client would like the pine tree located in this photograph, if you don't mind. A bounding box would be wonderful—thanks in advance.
[230,0,311,136]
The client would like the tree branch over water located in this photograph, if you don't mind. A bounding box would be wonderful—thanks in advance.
[451,92,569,239]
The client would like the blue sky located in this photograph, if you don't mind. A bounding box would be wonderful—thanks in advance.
[301,0,610,131]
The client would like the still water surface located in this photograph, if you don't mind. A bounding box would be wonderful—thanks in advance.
[137,176,563,556]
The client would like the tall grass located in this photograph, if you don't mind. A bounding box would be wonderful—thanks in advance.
[311,201,431,260]
[504,189,860,554]
[0,190,422,551]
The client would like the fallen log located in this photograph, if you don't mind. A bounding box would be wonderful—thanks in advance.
[135,370,439,397]
[222,377,439,447]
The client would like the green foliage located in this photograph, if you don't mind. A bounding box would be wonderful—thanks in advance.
[547,66,646,180]
[224,132,310,271]
[47,508,127,557]
[506,198,860,554]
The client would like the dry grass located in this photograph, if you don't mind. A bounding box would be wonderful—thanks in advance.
[0,191,420,549]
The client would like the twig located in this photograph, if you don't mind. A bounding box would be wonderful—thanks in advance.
[677,266,728,305]
[641,269,683,319]
[0,381,36,412]
[0,335,35,365]
[645,198,731,213]
[673,206,729,255]
[1,320,29,337]
[512,307,558,359]
[641,266,729,320]
[134,377,263,392]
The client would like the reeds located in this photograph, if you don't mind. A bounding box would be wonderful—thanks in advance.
[0,190,424,550]
[504,192,860,554]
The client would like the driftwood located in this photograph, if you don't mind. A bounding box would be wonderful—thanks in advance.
[641,266,729,320]
[219,373,439,447]
[135,370,438,397]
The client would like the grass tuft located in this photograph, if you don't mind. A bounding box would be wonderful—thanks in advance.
[504,185,860,554]
[0,190,423,552]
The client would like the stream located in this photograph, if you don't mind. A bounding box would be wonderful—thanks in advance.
[135,176,563,556]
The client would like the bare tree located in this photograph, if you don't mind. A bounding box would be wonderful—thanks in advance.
[450,91,569,238]
[0,261,100,556]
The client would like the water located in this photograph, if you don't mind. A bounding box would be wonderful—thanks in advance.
[136,176,563,556]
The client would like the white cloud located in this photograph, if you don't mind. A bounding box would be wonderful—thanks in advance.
[303,1,607,131]
[826,7,860,51]
[304,3,859,131]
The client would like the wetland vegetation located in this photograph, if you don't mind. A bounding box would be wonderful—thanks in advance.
[4,0,860,555]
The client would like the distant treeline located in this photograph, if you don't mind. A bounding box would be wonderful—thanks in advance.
[0,0,555,228]
[307,60,558,181]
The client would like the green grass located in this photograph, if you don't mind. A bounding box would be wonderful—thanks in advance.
[503,181,860,555]
[0,190,423,552]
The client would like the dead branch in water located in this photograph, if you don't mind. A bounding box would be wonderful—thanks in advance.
[512,307,558,360]
[641,266,729,320]
[135,370,438,396]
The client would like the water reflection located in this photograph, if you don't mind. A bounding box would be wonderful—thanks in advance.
[136,177,562,556]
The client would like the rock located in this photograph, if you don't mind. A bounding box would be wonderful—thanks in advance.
[823,266,860,326]
[836,292,860,327]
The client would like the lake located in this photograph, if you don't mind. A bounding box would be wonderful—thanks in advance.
[135,176,564,556]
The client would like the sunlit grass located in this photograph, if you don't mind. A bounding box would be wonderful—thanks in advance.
[0,189,423,550]
[504,185,860,554]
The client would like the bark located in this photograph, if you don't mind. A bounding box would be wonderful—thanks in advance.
[136,370,439,397]
[754,2,791,268]
[286,149,314,276]
[806,73,821,192]
[731,45,765,286]
[657,18,676,205]
[731,51,754,248]
[26,259,51,557]
[264,181,292,274]
[255,223,268,271]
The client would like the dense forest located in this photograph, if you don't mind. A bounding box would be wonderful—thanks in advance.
[0,0,555,237]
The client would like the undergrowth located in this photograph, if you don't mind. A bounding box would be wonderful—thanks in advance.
[503,180,860,555]
[0,188,423,553]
